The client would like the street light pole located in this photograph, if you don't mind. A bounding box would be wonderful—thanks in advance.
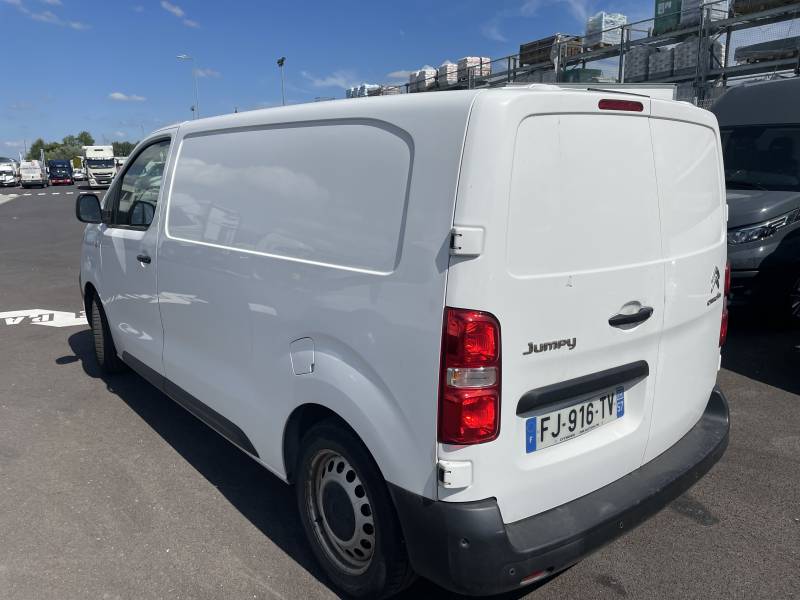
[177,54,200,119]
[277,56,286,106]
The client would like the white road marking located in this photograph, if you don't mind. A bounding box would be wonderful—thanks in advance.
[24,193,32,196]
[66,191,74,194]
[0,194,19,207]
[37,193,45,196]
[51,192,60,195]
[0,309,87,328]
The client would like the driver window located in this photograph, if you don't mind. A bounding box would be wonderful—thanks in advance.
[113,139,171,227]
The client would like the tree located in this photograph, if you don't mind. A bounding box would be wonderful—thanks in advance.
[77,131,94,146]
[112,141,136,156]
[27,138,46,161]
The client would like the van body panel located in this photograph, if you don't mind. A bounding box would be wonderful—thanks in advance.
[442,90,666,523]
[156,94,478,497]
[644,101,726,462]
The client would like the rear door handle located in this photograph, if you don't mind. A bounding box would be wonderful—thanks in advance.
[136,254,151,264]
[609,306,653,327]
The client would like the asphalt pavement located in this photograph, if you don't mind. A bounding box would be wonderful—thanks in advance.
[0,185,797,599]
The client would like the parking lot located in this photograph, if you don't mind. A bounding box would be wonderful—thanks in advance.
[0,186,798,599]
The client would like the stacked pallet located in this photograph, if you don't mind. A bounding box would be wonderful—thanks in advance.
[457,57,492,82]
[680,0,729,26]
[416,68,438,91]
[673,36,725,73]
[653,0,683,35]
[519,34,582,66]
[438,62,458,87]
[625,45,656,81]
[648,47,675,78]
[584,12,627,49]
[733,0,793,14]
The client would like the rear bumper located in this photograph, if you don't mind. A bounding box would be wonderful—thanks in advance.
[389,387,729,596]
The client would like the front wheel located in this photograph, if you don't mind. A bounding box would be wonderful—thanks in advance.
[89,295,127,374]
[296,422,415,598]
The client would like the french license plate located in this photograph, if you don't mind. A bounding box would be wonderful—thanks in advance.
[526,387,624,453]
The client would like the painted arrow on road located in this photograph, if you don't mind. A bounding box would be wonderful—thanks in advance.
[0,309,88,328]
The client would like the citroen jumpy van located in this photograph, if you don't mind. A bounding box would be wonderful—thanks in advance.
[76,86,730,598]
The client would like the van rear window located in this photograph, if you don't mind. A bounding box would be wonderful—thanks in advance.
[167,122,411,273]
[721,125,800,192]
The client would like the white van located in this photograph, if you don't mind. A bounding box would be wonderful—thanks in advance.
[75,86,730,598]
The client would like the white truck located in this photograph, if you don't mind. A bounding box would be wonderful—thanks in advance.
[0,157,19,187]
[83,145,116,188]
[19,160,48,188]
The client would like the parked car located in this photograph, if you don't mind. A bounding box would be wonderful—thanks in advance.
[75,88,730,598]
[47,159,74,185]
[711,76,800,321]
[0,164,18,187]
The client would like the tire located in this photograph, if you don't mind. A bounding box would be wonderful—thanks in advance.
[89,294,127,374]
[296,421,415,599]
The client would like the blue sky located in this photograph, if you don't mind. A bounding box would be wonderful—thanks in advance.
[0,0,650,154]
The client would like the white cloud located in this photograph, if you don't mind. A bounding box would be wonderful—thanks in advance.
[160,0,183,17]
[484,0,593,43]
[3,140,24,148]
[194,67,220,78]
[301,70,359,89]
[160,1,200,28]
[481,19,507,43]
[133,4,144,12]
[109,92,146,102]
[113,131,127,138]
[4,0,89,29]
[386,69,413,80]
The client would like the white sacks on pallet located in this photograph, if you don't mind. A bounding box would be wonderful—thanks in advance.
[416,68,437,91]
[438,61,458,87]
[648,47,675,78]
[584,12,627,48]
[457,57,491,81]
[624,45,655,81]
[680,0,729,27]
[673,36,726,72]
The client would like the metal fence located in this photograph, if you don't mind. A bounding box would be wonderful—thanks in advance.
[372,0,800,107]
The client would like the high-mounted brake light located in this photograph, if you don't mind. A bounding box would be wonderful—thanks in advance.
[598,99,644,112]
[439,308,501,445]
[720,260,731,347]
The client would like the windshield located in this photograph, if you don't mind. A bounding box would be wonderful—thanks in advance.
[86,159,115,168]
[721,125,800,192]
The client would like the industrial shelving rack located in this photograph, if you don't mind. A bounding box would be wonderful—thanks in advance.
[395,1,800,105]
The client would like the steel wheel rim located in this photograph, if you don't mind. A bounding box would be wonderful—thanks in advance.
[306,450,375,575]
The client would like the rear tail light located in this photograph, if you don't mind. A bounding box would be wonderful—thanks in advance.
[439,308,501,445]
[598,99,644,112]
[720,260,730,347]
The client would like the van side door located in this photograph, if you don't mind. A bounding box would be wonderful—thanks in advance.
[98,137,172,373]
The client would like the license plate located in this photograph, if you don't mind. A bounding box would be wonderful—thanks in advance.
[525,386,624,453]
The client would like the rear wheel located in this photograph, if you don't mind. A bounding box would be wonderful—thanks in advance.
[788,275,800,326]
[89,295,126,374]
[296,422,415,598]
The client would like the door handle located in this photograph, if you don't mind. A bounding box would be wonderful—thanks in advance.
[609,306,653,327]
[136,254,152,264]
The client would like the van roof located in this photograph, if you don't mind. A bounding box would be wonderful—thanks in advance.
[711,76,800,127]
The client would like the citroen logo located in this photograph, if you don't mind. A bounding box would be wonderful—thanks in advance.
[710,266,720,294]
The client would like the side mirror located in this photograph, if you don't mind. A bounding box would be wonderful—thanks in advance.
[76,193,102,224]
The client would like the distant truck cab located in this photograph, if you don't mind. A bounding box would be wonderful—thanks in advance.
[76,86,730,598]
[48,159,74,185]
[82,145,116,188]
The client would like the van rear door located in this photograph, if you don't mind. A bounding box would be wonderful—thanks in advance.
[645,100,726,461]
[441,90,666,523]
